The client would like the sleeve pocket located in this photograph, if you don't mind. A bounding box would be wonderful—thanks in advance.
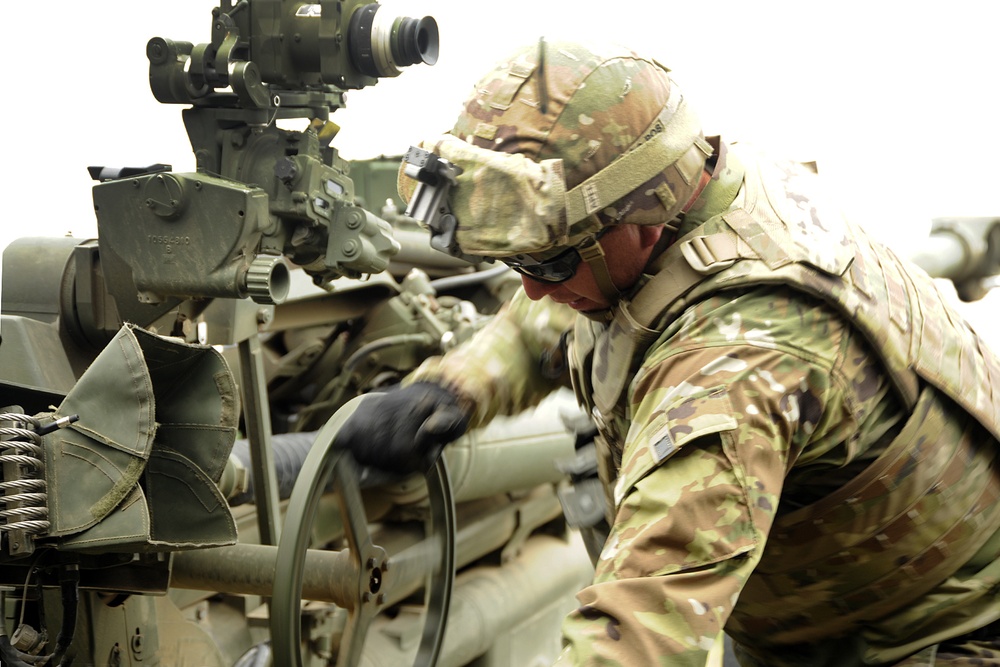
[615,387,738,507]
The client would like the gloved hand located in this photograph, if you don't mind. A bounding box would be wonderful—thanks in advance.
[335,382,470,475]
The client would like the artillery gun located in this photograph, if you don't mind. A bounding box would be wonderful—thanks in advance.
[2,2,999,665]
[0,2,596,665]
[908,217,1000,303]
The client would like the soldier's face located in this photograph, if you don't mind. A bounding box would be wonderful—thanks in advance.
[520,224,661,312]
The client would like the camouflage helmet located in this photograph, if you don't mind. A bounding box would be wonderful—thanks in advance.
[400,39,712,259]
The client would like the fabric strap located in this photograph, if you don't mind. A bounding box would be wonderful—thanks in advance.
[564,89,709,229]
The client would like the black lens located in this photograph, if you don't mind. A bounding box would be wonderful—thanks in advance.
[349,4,439,78]
[505,247,583,284]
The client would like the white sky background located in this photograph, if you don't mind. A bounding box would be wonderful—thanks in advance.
[1,0,998,341]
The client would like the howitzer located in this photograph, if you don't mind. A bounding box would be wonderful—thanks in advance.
[908,217,1000,302]
[0,2,596,665]
[3,2,998,664]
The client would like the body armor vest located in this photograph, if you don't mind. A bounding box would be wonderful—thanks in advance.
[567,146,1000,642]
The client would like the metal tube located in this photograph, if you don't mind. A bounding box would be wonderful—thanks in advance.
[445,391,580,503]
[238,334,282,546]
[359,534,595,667]
[909,230,970,279]
[170,543,357,607]
[439,534,593,667]
[170,488,562,607]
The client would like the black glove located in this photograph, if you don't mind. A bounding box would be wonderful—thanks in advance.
[335,382,470,475]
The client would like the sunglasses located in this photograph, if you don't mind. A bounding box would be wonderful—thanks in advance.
[502,245,584,284]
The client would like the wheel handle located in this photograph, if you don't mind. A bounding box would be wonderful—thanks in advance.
[271,395,456,666]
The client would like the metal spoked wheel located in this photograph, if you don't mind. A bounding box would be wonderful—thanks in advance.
[271,396,456,666]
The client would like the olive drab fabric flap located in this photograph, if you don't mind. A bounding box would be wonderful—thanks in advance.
[133,325,237,484]
[41,324,238,552]
[43,325,156,536]
[145,448,235,548]
[55,487,151,552]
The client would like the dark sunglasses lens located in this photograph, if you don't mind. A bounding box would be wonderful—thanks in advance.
[506,248,581,283]
[512,264,570,282]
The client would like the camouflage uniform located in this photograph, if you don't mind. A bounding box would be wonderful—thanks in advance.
[409,139,1000,665]
[394,38,1000,666]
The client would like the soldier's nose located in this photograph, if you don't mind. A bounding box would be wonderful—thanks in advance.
[520,275,558,301]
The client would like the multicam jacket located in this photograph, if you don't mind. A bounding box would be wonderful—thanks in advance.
[409,140,1000,666]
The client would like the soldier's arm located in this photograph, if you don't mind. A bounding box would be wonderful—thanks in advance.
[557,289,890,665]
[407,286,576,429]
[557,428,773,666]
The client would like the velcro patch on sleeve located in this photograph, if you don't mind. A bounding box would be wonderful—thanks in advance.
[615,388,737,506]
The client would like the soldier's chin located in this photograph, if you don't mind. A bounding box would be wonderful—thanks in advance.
[576,296,615,312]
[577,303,613,321]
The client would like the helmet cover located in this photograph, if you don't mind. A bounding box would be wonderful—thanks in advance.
[399,40,710,258]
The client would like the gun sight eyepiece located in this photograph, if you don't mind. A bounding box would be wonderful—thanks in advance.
[349,5,439,78]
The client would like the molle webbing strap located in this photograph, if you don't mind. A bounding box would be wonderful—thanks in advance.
[629,228,743,327]
[591,226,747,415]
[488,59,535,110]
[735,386,1000,643]
[563,89,710,229]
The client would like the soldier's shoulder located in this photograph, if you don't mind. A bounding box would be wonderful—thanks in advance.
[649,285,849,366]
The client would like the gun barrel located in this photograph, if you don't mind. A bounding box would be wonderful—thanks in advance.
[170,486,564,607]
[909,231,970,279]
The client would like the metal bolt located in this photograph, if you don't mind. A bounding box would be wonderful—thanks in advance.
[345,210,363,229]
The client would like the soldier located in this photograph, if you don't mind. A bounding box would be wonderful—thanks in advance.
[335,40,1000,665]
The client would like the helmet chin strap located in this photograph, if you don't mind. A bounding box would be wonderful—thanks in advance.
[575,236,621,318]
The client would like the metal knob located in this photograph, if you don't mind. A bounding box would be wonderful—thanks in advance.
[245,254,291,305]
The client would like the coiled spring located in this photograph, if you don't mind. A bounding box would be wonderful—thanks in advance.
[0,413,48,538]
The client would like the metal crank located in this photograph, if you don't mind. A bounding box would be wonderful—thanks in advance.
[271,396,456,666]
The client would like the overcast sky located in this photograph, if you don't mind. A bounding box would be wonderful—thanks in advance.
[2,0,998,338]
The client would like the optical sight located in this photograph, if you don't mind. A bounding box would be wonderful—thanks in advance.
[149,0,440,108]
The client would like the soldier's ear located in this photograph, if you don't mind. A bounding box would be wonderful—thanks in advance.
[638,224,663,249]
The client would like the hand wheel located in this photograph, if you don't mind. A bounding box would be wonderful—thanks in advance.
[271,395,456,666]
